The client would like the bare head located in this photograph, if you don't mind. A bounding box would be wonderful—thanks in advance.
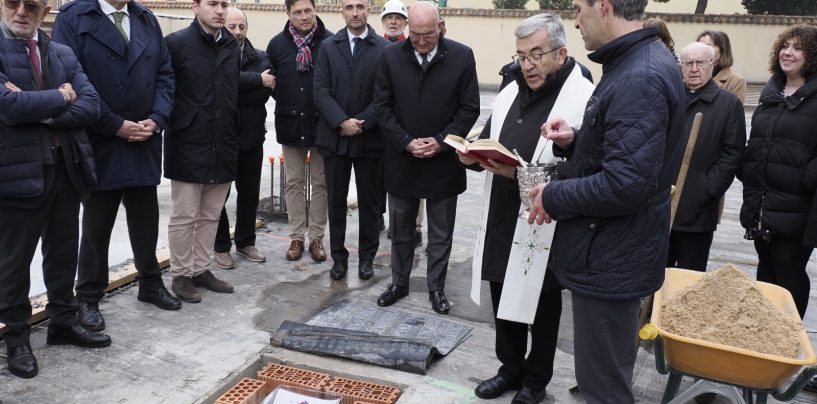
[407,1,441,55]
[679,42,715,91]
[2,0,51,38]
[226,7,247,46]
[514,14,568,91]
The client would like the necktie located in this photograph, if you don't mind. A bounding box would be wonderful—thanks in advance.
[113,12,129,46]
[352,37,362,58]
[24,39,42,82]
[421,53,430,72]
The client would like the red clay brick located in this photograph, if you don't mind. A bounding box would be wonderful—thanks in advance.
[325,377,400,404]
[257,363,330,393]
[215,377,268,404]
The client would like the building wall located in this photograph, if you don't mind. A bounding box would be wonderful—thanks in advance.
[146,3,814,87]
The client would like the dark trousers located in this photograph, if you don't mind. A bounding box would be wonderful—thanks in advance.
[666,230,714,272]
[754,235,814,318]
[572,293,641,404]
[390,194,456,291]
[324,155,382,262]
[490,281,561,391]
[0,156,79,348]
[76,186,163,303]
[215,146,264,252]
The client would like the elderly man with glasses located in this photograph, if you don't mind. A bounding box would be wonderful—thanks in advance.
[373,1,479,315]
[0,0,111,379]
[667,42,745,272]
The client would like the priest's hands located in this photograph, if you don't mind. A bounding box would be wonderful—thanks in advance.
[481,159,515,179]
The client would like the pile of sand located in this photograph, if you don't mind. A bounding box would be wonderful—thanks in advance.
[661,263,804,358]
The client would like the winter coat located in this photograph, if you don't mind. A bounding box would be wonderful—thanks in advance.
[541,28,687,300]
[51,0,174,191]
[673,80,745,233]
[374,36,480,199]
[713,66,747,104]
[237,38,272,150]
[313,25,389,158]
[163,20,240,184]
[740,74,817,241]
[0,30,99,203]
[266,18,332,148]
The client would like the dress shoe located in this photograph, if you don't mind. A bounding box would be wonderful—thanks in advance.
[377,284,409,307]
[358,260,373,280]
[172,276,201,303]
[7,344,37,379]
[511,386,547,403]
[330,260,348,280]
[429,290,450,314]
[377,214,385,232]
[77,301,105,331]
[214,251,235,269]
[236,246,266,263]
[475,375,521,399]
[415,230,423,247]
[286,240,304,261]
[309,239,327,262]
[138,285,182,310]
[192,270,234,293]
[47,323,111,348]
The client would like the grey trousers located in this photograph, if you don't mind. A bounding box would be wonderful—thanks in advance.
[571,292,641,404]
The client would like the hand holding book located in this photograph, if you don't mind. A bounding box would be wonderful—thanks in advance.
[444,134,519,167]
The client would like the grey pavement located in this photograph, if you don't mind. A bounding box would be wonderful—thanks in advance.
[6,87,817,403]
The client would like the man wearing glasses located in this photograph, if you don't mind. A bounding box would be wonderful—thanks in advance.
[373,1,479,314]
[462,13,594,404]
[667,42,744,272]
[0,0,111,379]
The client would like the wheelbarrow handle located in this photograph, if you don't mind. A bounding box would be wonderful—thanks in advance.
[639,324,670,375]
[772,365,817,401]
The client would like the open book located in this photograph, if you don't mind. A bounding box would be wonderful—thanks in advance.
[444,134,519,166]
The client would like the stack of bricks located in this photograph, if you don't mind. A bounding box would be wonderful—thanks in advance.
[325,376,401,404]
[256,363,331,394]
[214,378,267,404]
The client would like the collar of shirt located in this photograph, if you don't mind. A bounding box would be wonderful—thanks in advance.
[414,45,437,65]
[347,27,368,48]
[98,0,130,37]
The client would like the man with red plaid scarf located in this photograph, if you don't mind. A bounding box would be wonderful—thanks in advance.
[266,0,333,264]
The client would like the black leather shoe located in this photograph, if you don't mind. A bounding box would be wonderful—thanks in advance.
[47,323,112,348]
[429,290,450,314]
[330,260,348,280]
[475,375,521,399]
[138,285,182,310]
[77,301,105,331]
[358,260,373,280]
[511,386,547,403]
[377,284,409,307]
[7,344,37,379]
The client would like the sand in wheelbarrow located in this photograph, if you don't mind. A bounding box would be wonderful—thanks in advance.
[662,263,804,358]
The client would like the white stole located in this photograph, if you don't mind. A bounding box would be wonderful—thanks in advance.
[469,64,594,324]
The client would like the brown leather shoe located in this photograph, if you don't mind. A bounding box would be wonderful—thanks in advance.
[309,239,327,262]
[286,240,304,261]
[172,277,201,303]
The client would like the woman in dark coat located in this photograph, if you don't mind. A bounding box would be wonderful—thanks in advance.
[739,25,817,320]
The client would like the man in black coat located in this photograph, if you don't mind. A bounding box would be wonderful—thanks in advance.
[314,0,389,281]
[213,7,275,270]
[373,1,480,314]
[266,0,332,263]
[0,0,111,379]
[530,0,686,402]
[667,42,744,272]
[52,0,181,333]
[164,0,239,303]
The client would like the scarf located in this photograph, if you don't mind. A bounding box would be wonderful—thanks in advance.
[288,23,317,72]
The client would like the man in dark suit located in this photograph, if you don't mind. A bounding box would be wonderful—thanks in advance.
[213,7,275,269]
[373,1,479,314]
[52,0,181,333]
[313,0,389,281]
[0,0,111,379]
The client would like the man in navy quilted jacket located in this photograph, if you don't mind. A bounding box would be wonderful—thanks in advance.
[0,0,111,379]
[528,0,686,402]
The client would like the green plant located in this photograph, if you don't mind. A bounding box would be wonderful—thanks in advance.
[538,0,571,10]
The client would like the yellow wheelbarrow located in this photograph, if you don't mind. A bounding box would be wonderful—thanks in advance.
[640,268,817,404]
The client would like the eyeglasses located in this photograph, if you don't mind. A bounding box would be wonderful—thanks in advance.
[512,47,560,65]
[680,59,712,69]
[409,31,438,42]
[3,0,43,12]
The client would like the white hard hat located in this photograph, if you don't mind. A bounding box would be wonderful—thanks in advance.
[381,0,408,19]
